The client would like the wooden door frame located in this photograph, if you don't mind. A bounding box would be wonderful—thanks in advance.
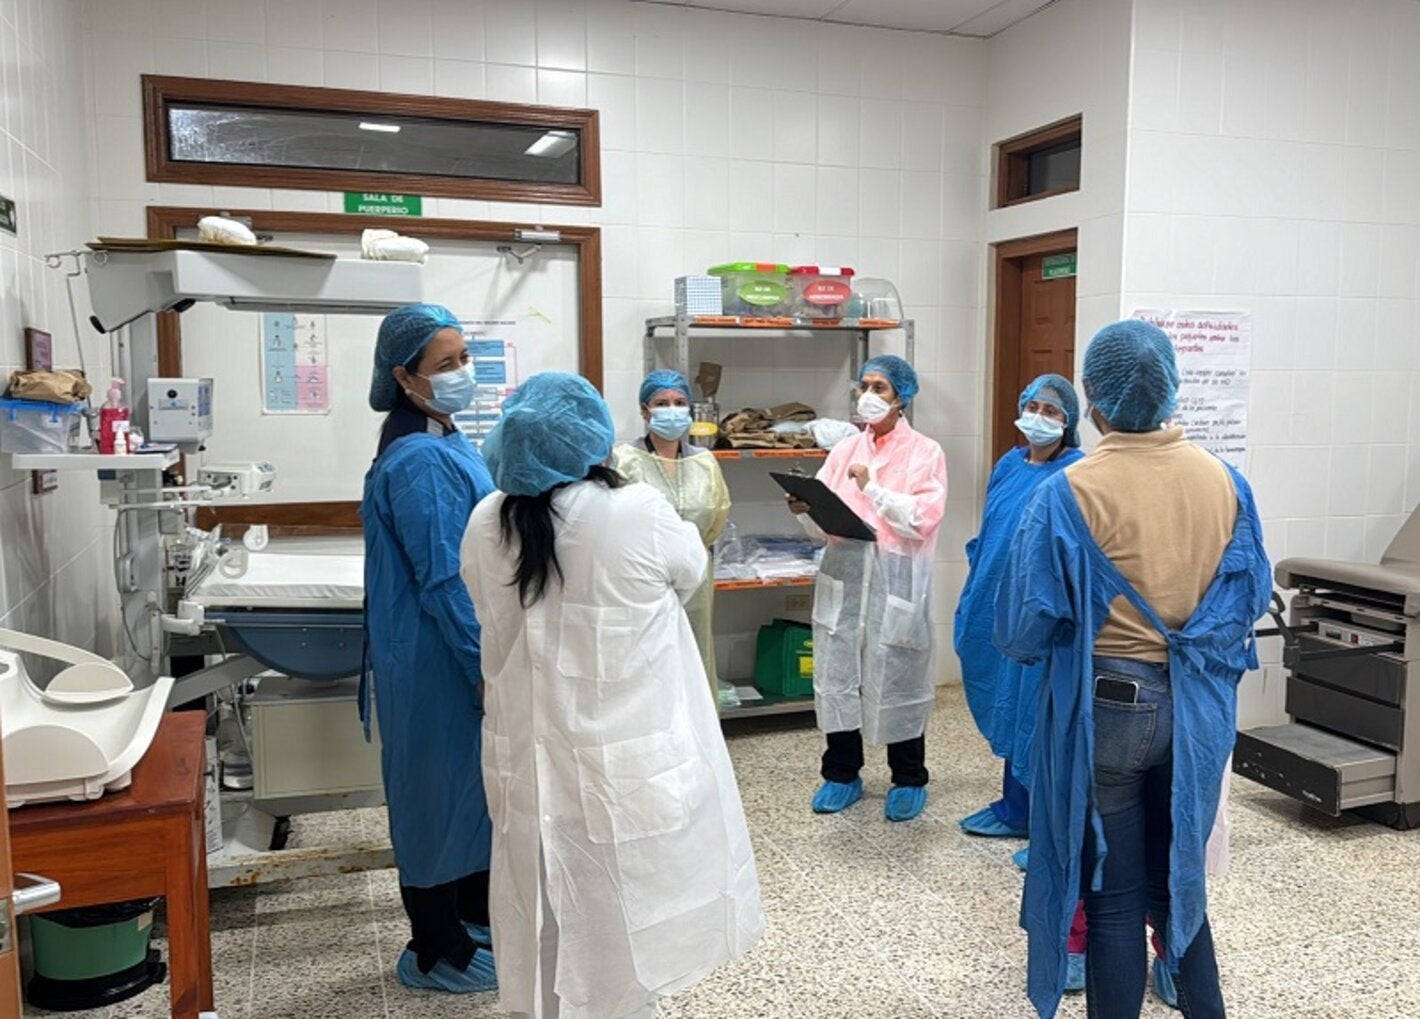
[146,206,603,534]
[990,228,1078,463]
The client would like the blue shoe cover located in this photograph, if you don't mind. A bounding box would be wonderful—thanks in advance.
[812,778,863,813]
[1153,957,1180,1009]
[396,947,498,993]
[1065,952,1086,992]
[1012,846,1030,871]
[959,805,1027,838]
[464,922,492,947]
[885,785,927,821]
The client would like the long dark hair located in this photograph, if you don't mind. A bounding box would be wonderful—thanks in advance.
[499,464,623,607]
[375,350,429,459]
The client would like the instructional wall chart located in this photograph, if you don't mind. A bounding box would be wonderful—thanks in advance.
[261,313,330,415]
[1131,310,1252,469]
[452,316,535,448]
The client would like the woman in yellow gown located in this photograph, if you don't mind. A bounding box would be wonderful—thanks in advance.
[613,370,731,706]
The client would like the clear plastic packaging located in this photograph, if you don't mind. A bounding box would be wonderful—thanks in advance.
[0,399,85,454]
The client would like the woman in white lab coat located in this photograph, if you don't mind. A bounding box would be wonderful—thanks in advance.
[460,372,764,1019]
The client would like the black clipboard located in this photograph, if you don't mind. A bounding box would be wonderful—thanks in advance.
[771,472,877,541]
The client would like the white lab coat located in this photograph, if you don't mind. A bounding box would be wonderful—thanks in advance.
[461,481,764,1019]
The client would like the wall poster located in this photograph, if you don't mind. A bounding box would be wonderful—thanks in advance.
[1130,309,1252,469]
[261,312,330,415]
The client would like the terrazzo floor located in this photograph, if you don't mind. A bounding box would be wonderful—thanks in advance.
[27,685,1420,1019]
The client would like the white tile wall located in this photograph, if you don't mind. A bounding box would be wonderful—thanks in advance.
[65,0,1417,707]
[0,0,118,652]
[77,0,992,682]
[1123,0,1420,726]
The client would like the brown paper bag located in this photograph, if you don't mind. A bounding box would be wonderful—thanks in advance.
[7,369,92,404]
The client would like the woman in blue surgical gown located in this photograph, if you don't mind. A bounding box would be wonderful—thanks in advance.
[955,373,1084,839]
[361,303,498,994]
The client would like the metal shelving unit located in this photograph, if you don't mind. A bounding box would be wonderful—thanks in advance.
[644,315,915,720]
[643,315,915,384]
[720,691,821,720]
[711,448,828,461]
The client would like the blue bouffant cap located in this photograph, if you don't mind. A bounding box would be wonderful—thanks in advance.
[483,373,615,496]
[638,369,691,407]
[369,303,461,411]
[1081,320,1179,432]
[859,354,919,408]
[1019,373,1082,447]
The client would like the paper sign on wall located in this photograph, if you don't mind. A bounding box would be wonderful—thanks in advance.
[452,317,529,448]
[1131,310,1252,469]
[261,313,331,415]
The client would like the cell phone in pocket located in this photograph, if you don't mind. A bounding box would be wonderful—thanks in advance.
[1094,674,1141,704]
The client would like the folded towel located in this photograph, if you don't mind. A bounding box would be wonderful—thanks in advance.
[361,228,429,264]
[197,215,258,246]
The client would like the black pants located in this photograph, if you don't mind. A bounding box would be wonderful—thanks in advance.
[400,870,490,973]
[821,729,929,787]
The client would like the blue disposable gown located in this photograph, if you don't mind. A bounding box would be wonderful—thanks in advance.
[995,464,1270,1018]
[361,428,496,888]
[954,446,1083,766]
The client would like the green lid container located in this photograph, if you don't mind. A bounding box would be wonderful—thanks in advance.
[706,263,792,313]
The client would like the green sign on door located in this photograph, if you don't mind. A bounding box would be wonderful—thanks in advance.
[1042,252,1077,279]
[344,192,423,216]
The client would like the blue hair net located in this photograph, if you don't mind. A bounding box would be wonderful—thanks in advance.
[1081,320,1179,432]
[483,373,615,496]
[638,369,691,407]
[1019,373,1082,448]
[859,354,919,408]
[369,303,462,411]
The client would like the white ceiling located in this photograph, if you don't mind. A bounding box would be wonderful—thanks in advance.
[640,0,1062,37]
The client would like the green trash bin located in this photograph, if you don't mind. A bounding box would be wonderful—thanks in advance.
[26,897,166,1012]
[753,618,815,697]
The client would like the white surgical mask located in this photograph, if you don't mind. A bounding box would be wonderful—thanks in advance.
[856,391,893,424]
[1015,412,1065,447]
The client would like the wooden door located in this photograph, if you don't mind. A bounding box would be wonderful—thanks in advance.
[991,233,1079,464]
[0,705,22,1018]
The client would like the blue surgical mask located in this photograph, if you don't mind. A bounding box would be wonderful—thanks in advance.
[1015,412,1065,447]
[648,405,692,440]
[415,364,477,414]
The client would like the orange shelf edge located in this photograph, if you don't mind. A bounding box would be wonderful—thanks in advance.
[714,576,816,591]
[713,448,827,460]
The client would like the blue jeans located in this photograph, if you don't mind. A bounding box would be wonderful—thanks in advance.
[1081,657,1225,1019]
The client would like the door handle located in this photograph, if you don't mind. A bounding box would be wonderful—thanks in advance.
[12,873,61,915]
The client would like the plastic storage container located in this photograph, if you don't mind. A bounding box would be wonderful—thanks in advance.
[753,618,815,697]
[707,262,791,317]
[0,398,84,454]
[689,401,720,449]
[849,277,904,323]
[790,265,856,319]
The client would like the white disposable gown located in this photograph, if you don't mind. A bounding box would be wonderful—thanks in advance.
[805,419,948,745]
[612,440,731,698]
[460,481,764,1019]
